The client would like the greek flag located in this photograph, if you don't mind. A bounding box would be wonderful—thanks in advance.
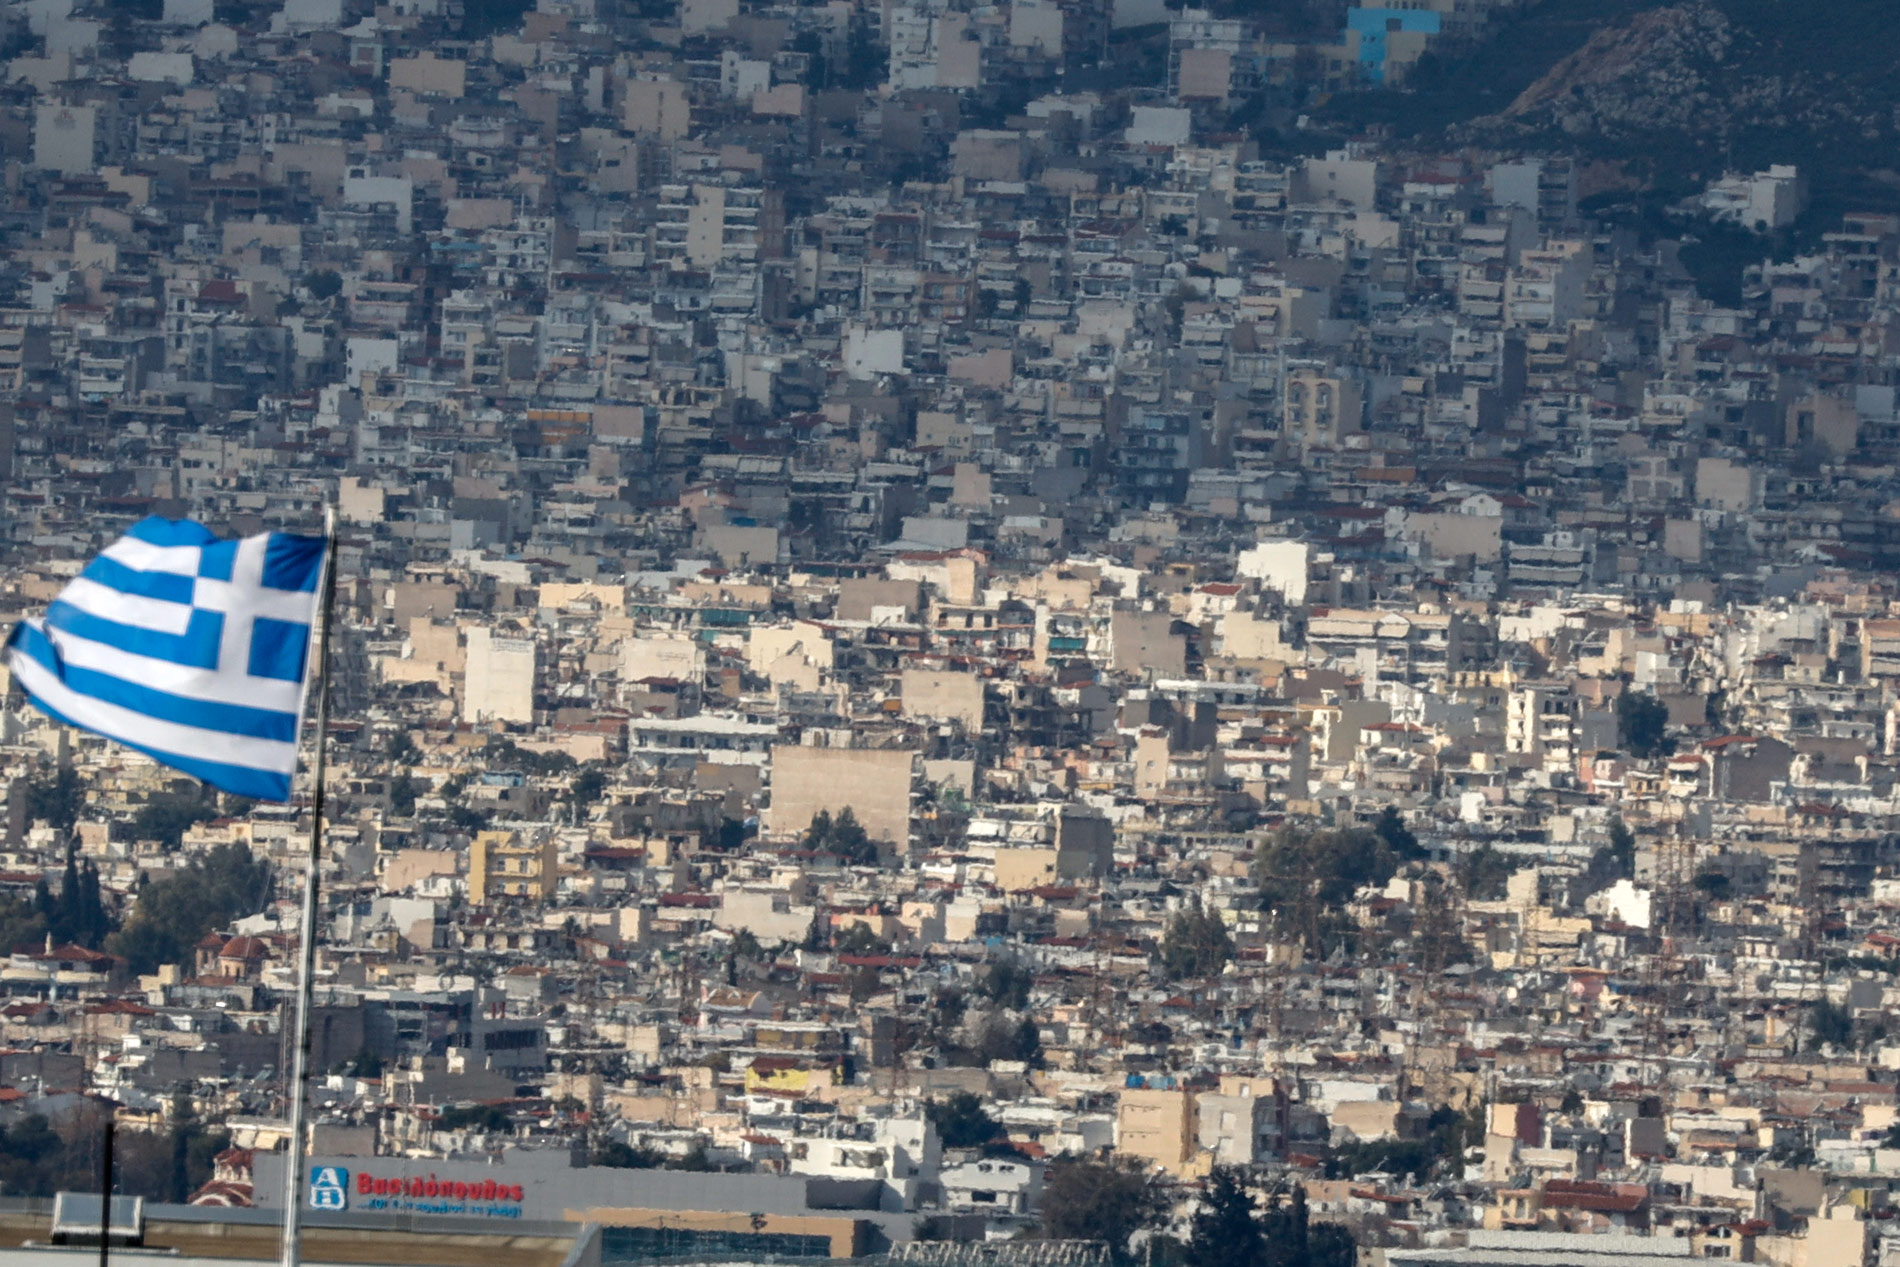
[4,517,329,802]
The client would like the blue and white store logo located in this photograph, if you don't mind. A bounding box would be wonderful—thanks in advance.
[309,1166,350,1210]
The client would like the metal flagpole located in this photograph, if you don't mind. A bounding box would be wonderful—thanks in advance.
[98,1117,113,1267]
[279,505,339,1267]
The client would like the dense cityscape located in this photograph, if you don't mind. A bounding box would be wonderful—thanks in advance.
[1,0,1900,1265]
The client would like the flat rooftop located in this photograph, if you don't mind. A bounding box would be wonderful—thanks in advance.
[0,1201,594,1267]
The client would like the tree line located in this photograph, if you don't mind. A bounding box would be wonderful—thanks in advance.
[1025,1158,1354,1267]
[0,841,275,978]
[0,1094,227,1204]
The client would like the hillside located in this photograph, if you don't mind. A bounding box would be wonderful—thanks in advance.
[1321,0,1900,205]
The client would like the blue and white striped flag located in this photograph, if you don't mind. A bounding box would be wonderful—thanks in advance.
[4,517,329,802]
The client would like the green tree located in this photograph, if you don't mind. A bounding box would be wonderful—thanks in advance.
[926,1092,1000,1149]
[975,1014,1042,1067]
[162,1089,225,1203]
[182,1121,230,1201]
[1808,998,1855,1051]
[485,736,577,777]
[1608,818,1636,870]
[1184,1168,1264,1267]
[834,923,890,956]
[1254,826,1402,955]
[834,18,885,91]
[437,1103,512,1132]
[1617,690,1671,759]
[591,1139,662,1168]
[132,791,219,850]
[1326,1104,1479,1184]
[1039,1158,1168,1265]
[828,806,878,865]
[930,986,969,1047]
[40,850,111,949]
[913,1215,956,1242]
[803,807,881,864]
[669,1143,715,1171]
[24,768,82,833]
[1692,868,1731,900]
[1583,818,1638,892]
[1160,907,1233,979]
[1304,1223,1356,1267]
[108,843,274,975]
[1411,872,1469,970]
[0,1114,67,1195]
[71,858,110,948]
[388,771,418,818]
[0,892,48,955]
[977,959,1034,1009]
[570,765,608,808]
[302,269,343,301]
[1374,806,1424,859]
[1459,846,1515,901]
[1263,1186,1351,1267]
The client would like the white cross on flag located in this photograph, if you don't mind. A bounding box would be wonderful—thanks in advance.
[4,516,330,801]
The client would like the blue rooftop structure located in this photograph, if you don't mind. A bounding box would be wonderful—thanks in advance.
[1345,7,1441,84]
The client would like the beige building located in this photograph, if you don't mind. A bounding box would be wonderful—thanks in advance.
[621,77,691,139]
[34,103,101,175]
[621,630,706,683]
[901,667,986,731]
[976,805,1115,892]
[769,745,916,846]
[1304,608,1486,685]
[1283,368,1363,449]
[1401,511,1503,563]
[469,829,559,904]
[389,52,466,96]
[1117,1087,1198,1172]
[749,622,833,690]
[464,626,535,724]
[1110,610,1187,677]
[379,848,459,895]
[715,886,819,943]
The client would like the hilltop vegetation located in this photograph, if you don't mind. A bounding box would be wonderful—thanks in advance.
[1321,0,1900,213]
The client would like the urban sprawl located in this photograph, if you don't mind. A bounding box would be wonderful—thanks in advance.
[0,1,1898,1266]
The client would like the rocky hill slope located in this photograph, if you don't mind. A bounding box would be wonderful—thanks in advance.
[1323,0,1900,205]
[1459,0,1900,172]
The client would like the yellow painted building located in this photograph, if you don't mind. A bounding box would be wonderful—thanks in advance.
[469,829,558,904]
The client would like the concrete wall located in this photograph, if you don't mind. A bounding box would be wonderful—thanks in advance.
[621,78,691,139]
[1110,611,1186,676]
[769,745,914,845]
[34,103,95,174]
[1116,1088,1196,1169]
[389,52,465,96]
[620,631,703,684]
[1405,511,1502,563]
[838,578,921,622]
[900,667,985,730]
[464,627,535,724]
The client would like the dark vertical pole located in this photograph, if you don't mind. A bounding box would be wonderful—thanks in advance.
[97,1117,114,1267]
[280,509,339,1267]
